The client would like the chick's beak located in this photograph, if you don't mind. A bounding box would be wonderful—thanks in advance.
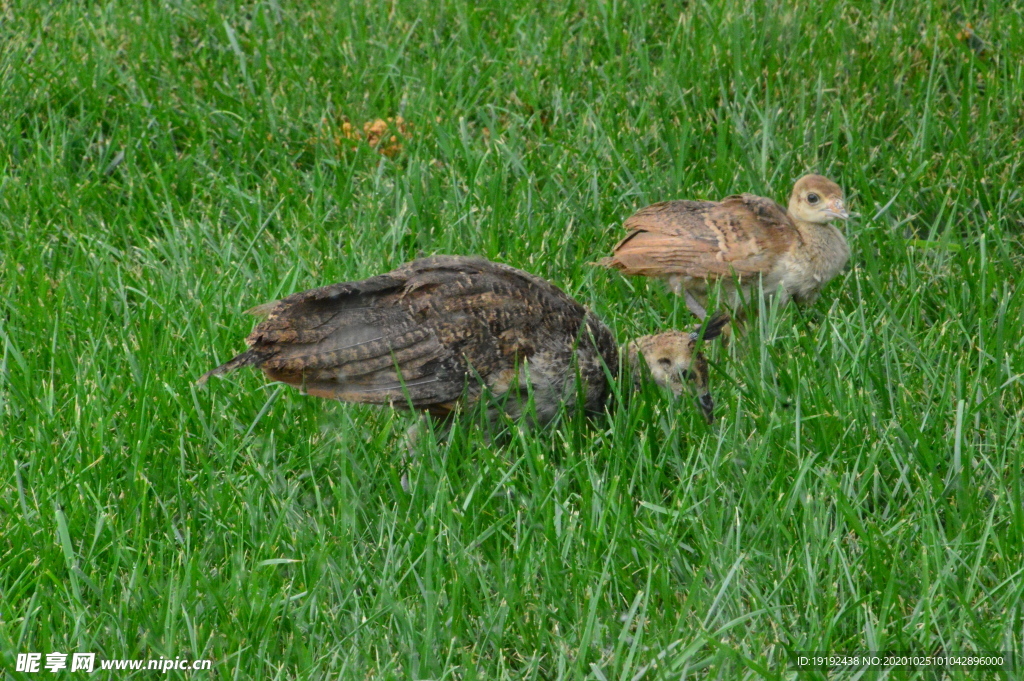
[699,392,714,424]
[686,353,713,423]
[824,198,849,220]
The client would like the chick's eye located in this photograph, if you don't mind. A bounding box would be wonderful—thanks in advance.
[807,193,820,205]
[657,358,673,369]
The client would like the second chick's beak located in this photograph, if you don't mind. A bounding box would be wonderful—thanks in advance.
[698,392,714,424]
[826,199,849,220]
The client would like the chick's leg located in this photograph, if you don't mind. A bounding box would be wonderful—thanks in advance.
[684,290,708,321]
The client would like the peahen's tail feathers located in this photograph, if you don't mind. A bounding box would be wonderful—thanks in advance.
[196,349,268,386]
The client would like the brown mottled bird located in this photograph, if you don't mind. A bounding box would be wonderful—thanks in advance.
[598,175,851,320]
[199,256,726,428]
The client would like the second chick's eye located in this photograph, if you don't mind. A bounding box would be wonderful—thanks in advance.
[806,193,820,205]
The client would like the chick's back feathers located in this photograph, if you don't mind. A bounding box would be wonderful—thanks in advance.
[599,194,799,279]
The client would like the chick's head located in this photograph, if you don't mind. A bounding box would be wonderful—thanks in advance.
[789,174,849,224]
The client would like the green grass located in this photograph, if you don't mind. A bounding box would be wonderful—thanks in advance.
[2,0,1023,678]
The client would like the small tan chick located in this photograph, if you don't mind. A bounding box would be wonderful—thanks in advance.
[626,313,728,422]
[199,256,724,429]
[599,175,851,321]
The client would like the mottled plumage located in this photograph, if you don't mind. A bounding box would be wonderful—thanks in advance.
[599,175,851,319]
[200,255,721,425]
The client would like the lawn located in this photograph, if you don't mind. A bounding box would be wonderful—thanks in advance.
[1,0,1023,679]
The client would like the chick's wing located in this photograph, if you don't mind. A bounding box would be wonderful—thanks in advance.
[600,194,798,280]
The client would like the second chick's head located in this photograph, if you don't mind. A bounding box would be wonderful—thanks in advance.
[628,314,728,423]
[788,174,849,224]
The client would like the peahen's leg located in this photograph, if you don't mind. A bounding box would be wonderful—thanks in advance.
[400,413,452,493]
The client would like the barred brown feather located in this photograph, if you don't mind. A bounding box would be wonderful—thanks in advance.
[199,255,620,423]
